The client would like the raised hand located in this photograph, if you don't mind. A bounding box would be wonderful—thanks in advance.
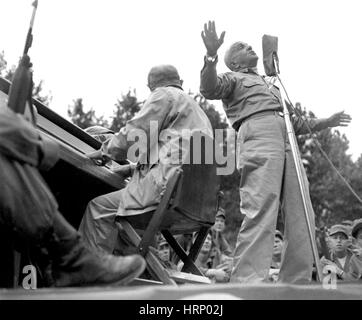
[328,111,352,128]
[201,20,226,57]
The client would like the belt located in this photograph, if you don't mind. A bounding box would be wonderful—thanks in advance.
[234,109,284,131]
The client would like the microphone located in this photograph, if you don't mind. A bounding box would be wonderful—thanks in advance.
[262,34,279,76]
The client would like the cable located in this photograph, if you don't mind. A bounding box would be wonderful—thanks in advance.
[275,74,362,204]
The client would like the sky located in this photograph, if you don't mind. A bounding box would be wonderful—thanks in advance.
[1,0,362,159]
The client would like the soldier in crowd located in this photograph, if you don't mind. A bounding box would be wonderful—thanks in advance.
[156,235,178,271]
[192,230,231,283]
[269,230,284,282]
[321,224,362,281]
[211,208,232,258]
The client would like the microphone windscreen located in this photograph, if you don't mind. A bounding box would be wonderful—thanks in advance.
[262,34,279,76]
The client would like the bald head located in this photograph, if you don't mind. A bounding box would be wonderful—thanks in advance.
[224,41,258,71]
[147,65,183,91]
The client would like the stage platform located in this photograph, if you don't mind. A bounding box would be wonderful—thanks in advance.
[1,281,362,300]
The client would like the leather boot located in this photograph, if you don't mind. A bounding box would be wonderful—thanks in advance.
[47,211,146,287]
[49,234,146,287]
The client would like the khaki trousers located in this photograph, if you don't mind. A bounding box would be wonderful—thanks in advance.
[78,190,137,256]
[230,112,315,284]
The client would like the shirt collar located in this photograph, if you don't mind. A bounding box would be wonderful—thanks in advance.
[166,84,183,90]
[238,66,259,74]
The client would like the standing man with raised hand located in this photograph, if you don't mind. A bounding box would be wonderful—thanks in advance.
[199,20,352,284]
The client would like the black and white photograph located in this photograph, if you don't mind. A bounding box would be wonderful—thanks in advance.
[0,0,362,308]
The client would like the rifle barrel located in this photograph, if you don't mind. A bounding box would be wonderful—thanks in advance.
[23,0,38,54]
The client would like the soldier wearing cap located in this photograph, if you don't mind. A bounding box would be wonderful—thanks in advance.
[199,20,352,284]
[320,224,362,281]
[79,64,213,255]
[211,208,232,257]
[156,235,177,270]
[194,229,231,283]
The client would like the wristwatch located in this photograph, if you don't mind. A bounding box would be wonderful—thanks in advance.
[206,54,217,63]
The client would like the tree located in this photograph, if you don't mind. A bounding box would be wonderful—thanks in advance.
[0,51,9,77]
[32,80,52,106]
[294,103,362,228]
[0,51,52,106]
[192,92,228,130]
[67,98,108,129]
[67,89,142,132]
[109,89,142,132]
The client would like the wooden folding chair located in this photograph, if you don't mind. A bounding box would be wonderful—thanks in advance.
[115,134,221,285]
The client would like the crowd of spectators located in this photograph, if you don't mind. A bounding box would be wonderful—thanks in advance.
[155,211,362,284]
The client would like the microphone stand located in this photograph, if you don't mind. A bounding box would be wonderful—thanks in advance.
[272,55,323,282]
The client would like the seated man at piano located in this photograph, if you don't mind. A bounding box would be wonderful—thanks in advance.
[79,64,214,255]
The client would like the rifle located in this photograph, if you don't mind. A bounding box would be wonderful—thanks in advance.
[7,0,38,124]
